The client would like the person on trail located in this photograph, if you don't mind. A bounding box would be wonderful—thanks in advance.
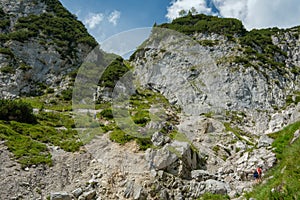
[253,166,262,183]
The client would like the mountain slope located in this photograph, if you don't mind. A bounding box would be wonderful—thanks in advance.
[0,0,97,98]
[0,6,299,200]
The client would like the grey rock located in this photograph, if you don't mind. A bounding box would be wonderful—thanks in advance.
[50,192,72,200]
[257,135,274,148]
[79,190,96,200]
[124,181,134,198]
[72,188,83,198]
[204,179,229,195]
[290,130,300,144]
[133,185,146,200]
[159,189,169,200]
[191,170,217,181]
[151,132,166,146]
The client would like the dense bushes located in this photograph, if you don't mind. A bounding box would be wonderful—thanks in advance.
[0,0,97,48]
[61,88,73,101]
[159,13,246,36]
[99,57,129,88]
[0,99,36,124]
[14,12,97,47]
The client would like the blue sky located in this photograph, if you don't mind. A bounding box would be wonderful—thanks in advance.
[59,0,300,55]
[59,0,170,42]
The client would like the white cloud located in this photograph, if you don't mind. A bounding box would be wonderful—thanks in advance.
[166,0,212,21]
[166,0,300,29]
[84,12,104,29]
[108,10,121,26]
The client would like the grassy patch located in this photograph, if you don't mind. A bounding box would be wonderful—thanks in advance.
[198,193,230,200]
[0,124,52,167]
[23,94,72,111]
[0,105,83,167]
[245,121,300,200]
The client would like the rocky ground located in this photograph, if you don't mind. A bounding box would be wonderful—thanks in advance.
[2,102,299,200]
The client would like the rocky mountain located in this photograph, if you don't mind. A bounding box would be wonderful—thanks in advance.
[0,2,299,200]
[0,0,98,98]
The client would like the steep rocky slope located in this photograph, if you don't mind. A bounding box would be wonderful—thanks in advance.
[0,0,98,98]
[0,3,299,200]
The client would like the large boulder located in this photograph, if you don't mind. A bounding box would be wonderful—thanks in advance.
[146,141,205,178]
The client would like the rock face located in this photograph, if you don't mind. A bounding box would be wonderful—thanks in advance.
[0,0,97,98]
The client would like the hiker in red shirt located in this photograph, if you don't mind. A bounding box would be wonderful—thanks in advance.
[254,166,262,183]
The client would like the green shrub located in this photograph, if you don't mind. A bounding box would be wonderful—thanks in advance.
[0,65,15,73]
[0,99,37,124]
[136,137,152,150]
[0,125,52,167]
[100,108,114,119]
[8,30,37,41]
[198,193,230,200]
[61,88,72,101]
[159,14,246,36]
[99,57,129,88]
[19,63,33,71]
[198,39,218,47]
[15,10,97,48]
[109,128,134,145]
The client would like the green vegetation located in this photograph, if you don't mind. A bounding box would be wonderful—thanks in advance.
[109,128,134,145]
[0,99,82,167]
[99,57,129,88]
[198,39,219,47]
[0,7,10,29]
[0,65,15,74]
[0,99,36,124]
[286,91,300,107]
[14,12,97,47]
[100,108,114,119]
[0,124,52,167]
[159,13,246,37]
[0,47,13,57]
[23,94,72,112]
[198,193,230,200]
[0,0,97,49]
[269,121,300,160]
[245,121,300,200]
[61,88,73,101]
